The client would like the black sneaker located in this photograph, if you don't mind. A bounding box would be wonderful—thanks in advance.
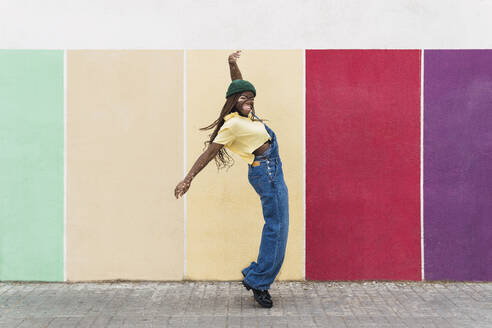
[242,280,273,308]
[241,272,272,301]
[241,271,272,300]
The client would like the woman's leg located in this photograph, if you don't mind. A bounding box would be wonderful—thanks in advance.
[243,163,289,291]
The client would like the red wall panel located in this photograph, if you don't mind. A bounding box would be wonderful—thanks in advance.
[306,50,421,280]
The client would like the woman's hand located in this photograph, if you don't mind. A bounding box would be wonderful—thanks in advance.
[228,50,241,64]
[228,50,243,80]
[175,177,192,199]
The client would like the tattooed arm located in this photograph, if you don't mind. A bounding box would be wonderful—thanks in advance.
[174,51,243,199]
[174,142,224,199]
[228,50,243,81]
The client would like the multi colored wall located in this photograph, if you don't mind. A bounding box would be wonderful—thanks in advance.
[0,49,491,282]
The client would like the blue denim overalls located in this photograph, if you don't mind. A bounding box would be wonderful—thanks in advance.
[241,115,289,291]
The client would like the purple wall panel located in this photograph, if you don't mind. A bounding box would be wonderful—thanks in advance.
[424,50,492,281]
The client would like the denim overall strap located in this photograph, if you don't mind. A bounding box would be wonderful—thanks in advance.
[249,113,279,162]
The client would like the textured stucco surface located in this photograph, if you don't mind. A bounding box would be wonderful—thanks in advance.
[66,50,185,281]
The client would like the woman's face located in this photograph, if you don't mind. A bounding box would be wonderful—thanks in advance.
[235,91,255,116]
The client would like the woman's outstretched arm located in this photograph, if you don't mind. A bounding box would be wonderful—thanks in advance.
[228,50,242,81]
[174,142,224,199]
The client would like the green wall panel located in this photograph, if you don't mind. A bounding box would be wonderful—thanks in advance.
[0,50,64,281]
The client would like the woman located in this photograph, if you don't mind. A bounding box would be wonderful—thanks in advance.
[174,50,289,308]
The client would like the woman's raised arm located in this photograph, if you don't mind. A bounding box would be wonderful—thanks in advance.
[228,50,243,81]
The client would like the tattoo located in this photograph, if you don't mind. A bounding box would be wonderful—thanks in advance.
[229,62,243,81]
[184,151,212,183]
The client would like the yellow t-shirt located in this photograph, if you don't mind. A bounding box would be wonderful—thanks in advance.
[212,111,271,164]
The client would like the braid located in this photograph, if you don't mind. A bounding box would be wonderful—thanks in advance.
[200,94,268,171]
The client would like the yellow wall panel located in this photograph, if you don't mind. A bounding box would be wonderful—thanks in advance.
[186,50,304,280]
[67,50,184,281]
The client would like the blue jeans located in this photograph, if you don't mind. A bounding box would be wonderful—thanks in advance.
[241,123,289,291]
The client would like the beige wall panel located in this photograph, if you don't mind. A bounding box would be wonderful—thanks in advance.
[186,50,304,280]
[67,50,184,281]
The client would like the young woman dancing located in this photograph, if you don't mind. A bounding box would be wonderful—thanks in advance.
[174,50,289,308]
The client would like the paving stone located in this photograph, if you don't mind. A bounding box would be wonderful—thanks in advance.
[0,281,490,327]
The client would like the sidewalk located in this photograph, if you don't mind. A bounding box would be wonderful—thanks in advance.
[0,281,490,327]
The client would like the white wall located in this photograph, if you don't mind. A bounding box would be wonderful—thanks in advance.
[1,0,491,49]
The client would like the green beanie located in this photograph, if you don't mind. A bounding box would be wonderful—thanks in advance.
[226,79,256,98]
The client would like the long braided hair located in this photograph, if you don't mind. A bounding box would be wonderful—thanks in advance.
[200,93,269,171]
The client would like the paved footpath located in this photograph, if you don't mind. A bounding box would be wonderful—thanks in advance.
[0,281,491,328]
